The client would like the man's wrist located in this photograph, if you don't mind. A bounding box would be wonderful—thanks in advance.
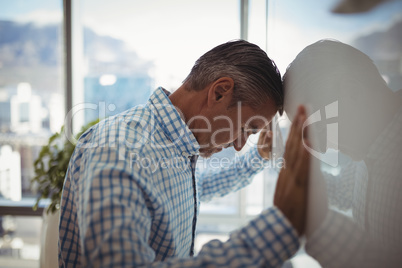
[238,206,300,266]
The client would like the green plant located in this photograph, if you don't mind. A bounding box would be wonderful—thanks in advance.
[32,119,99,214]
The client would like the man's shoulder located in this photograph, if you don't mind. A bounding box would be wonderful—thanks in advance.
[101,103,174,154]
[74,103,156,148]
[112,103,153,124]
[101,103,156,134]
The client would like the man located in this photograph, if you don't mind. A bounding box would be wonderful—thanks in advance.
[283,39,402,267]
[59,40,310,267]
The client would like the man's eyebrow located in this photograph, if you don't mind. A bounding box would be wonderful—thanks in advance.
[245,124,260,132]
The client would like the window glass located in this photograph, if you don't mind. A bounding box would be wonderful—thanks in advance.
[0,0,64,200]
[76,0,242,217]
[267,0,402,81]
[267,0,402,189]
[244,0,269,217]
[74,0,239,125]
[267,0,402,177]
[0,0,63,265]
[266,1,402,267]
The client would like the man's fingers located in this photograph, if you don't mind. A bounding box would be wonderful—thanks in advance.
[295,116,310,187]
[283,117,296,160]
[261,130,272,146]
[295,141,310,188]
[257,125,273,159]
[302,114,309,142]
[283,121,298,166]
[273,175,284,203]
[285,109,306,168]
[274,106,310,236]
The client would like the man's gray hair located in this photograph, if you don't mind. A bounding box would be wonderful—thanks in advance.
[183,40,283,114]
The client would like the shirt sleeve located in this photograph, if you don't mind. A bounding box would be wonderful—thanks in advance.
[196,147,271,202]
[78,151,299,267]
[84,176,300,268]
[193,207,300,267]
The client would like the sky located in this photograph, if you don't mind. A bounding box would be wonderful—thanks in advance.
[1,0,401,85]
[0,0,62,23]
[77,0,240,88]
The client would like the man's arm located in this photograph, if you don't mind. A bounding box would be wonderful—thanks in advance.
[78,157,300,267]
[196,120,283,203]
[76,106,311,267]
[195,148,268,202]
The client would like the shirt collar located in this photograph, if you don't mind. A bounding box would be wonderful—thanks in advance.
[148,87,200,157]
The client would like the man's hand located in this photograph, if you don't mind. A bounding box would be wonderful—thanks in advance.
[257,123,273,160]
[258,117,284,160]
[274,106,310,236]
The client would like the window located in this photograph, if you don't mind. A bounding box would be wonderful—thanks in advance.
[0,0,65,199]
[71,0,240,129]
[1,0,400,266]
[73,0,250,238]
[0,0,64,265]
[72,0,279,258]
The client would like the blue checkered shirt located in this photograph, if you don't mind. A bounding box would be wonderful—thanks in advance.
[58,87,299,267]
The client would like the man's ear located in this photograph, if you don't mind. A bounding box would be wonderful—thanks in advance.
[207,77,234,107]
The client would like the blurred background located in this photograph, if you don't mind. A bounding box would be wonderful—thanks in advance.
[0,0,401,267]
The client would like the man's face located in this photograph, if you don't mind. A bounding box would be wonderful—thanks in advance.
[195,102,276,158]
